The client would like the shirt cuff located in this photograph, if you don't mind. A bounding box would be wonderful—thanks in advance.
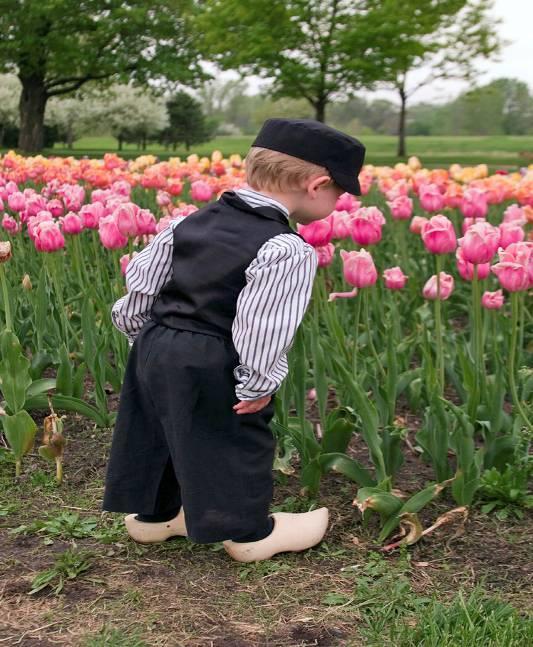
[233,365,279,401]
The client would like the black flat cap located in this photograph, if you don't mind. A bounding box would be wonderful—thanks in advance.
[251,118,366,195]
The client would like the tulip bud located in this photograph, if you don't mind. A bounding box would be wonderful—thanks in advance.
[0,241,12,263]
[22,274,32,291]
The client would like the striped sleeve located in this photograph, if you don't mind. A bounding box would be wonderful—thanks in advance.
[232,233,317,401]
[111,217,186,343]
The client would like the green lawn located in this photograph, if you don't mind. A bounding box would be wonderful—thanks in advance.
[39,135,533,169]
[1,134,531,168]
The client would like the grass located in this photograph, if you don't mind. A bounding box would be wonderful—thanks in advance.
[1,134,530,168]
[1,421,532,646]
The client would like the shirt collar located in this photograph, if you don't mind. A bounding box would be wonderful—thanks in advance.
[235,187,290,220]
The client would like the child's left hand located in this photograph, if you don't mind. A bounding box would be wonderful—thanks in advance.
[233,395,271,415]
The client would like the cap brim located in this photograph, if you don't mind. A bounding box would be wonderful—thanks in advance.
[330,171,361,196]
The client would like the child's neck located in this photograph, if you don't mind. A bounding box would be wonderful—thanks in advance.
[245,186,298,216]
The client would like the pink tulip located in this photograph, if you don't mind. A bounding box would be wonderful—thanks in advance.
[384,179,410,200]
[156,215,172,233]
[307,388,317,401]
[47,199,64,217]
[383,266,408,289]
[61,212,84,235]
[419,184,445,212]
[315,243,335,268]
[79,202,105,229]
[491,262,529,292]
[498,222,524,249]
[460,188,488,219]
[173,204,198,218]
[387,195,413,220]
[27,211,54,240]
[410,215,428,234]
[33,221,65,252]
[350,207,385,246]
[114,203,139,237]
[422,272,454,300]
[340,248,378,288]
[421,215,457,254]
[2,214,20,234]
[111,180,132,197]
[25,194,48,218]
[7,192,26,213]
[335,193,360,212]
[91,189,112,204]
[190,180,213,202]
[481,289,504,310]
[461,217,484,234]
[120,252,138,276]
[457,221,500,264]
[5,181,18,195]
[491,242,531,291]
[297,219,333,247]
[503,204,526,225]
[455,246,490,281]
[61,185,86,212]
[98,215,128,249]
[329,210,352,239]
[135,209,157,236]
[156,191,172,207]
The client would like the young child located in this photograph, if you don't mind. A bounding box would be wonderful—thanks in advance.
[103,118,366,563]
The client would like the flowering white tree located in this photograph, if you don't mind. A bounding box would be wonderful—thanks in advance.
[0,74,21,146]
[45,95,96,148]
[93,85,169,150]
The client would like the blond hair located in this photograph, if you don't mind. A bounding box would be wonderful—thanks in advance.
[244,146,335,193]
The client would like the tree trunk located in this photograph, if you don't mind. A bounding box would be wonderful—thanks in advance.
[397,87,407,158]
[18,75,48,153]
[314,97,327,123]
[118,135,123,151]
[67,127,74,150]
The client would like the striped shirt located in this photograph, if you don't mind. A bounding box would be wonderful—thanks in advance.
[111,188,317,400]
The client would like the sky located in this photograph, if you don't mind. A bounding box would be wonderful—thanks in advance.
[214,0,533,106]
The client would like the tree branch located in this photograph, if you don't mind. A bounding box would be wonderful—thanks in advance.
[46,73,112,97]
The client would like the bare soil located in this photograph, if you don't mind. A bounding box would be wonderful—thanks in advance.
[0,394,531,646]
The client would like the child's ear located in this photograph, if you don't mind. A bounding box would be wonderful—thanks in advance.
[308,175,332,194]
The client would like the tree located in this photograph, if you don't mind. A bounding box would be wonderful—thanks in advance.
[45,94,96,148]
[194,0,385,123]
[439,78,533,136]
[0,74,20,146]
[194,77,248,120]
[352,0,502,155]
[90,85,170,150]
[0,0,207,152]
[161,91,217,150]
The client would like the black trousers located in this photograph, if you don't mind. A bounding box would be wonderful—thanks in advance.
[102,320,276,543]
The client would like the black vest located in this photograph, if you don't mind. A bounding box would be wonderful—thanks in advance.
[150,191,302,339]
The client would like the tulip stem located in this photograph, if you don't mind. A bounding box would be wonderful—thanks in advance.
[352,293,361,375]
[363,287,385,379]
[45,253,73,349]
[0,264,13,331]
[509,292,532,432]
[469,265,484,420]
[434,256,444,397]
[396,220,409,272]
[518,292,525,367]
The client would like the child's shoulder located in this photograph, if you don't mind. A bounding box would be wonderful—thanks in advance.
[258,232,316,262]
